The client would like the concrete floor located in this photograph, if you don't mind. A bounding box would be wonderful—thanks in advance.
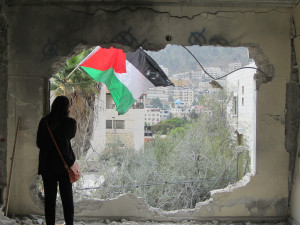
[0,214,289,225]
[74,222,288,225]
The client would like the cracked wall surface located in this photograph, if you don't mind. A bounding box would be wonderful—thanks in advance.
[0,0,8,207]
[289,4,300,224]
[1,2,294,222]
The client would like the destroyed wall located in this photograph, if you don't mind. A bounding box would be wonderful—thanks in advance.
[2,2,295,222]
[0,0,7,208]
[289,3,300,224]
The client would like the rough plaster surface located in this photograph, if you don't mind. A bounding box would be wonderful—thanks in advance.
[0,9,8,206]
[1,3,293,221]
[289,4,300,223]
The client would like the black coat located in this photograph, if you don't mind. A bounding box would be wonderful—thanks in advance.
[36,116,76,175]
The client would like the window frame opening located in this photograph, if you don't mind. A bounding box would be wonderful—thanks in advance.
[37,44,258,212]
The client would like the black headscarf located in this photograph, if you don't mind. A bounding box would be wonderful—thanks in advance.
[47,96,70,130]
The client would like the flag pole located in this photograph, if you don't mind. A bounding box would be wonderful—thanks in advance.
[56,46,100,86]
[50,65,79,98]
[65,64,81,80]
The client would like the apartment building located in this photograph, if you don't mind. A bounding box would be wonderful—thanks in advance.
[172,88,194,107]
[145,87,169,102]
[144,108,161,125]
[106,90,146,151]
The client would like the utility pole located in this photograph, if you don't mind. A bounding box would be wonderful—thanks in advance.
[112,116,116,142]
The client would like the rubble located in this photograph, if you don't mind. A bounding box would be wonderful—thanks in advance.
[0,215,289,225]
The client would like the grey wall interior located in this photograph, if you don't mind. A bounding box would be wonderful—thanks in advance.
[1,1,300,222]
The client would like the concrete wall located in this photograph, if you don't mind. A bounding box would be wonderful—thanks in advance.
[0,0,8,208]
[289,4,300,224]
[2,2,294,221]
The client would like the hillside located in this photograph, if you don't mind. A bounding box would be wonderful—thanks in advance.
[147,44,249,75]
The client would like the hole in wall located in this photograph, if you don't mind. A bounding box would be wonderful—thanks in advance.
[35,44,258,212]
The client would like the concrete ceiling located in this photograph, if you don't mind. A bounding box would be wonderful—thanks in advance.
[5,0,299,7]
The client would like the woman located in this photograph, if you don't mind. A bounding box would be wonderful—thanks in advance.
[36,96,76,225]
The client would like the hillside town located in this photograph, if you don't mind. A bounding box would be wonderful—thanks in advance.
[100,59,257,160]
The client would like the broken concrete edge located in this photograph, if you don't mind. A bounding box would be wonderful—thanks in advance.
[32,173,287,222]
[72,216,288,224]
[209,172,253,196]
[28,173,261,222]
[246,45,274,90]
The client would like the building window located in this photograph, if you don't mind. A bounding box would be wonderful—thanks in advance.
[233,96,237,115]
[106,120,112,129]
[237,134,243,145]
[115,120,125,129]
[242,86,244,95]
[106,120,125,129]
[242,97,244,106]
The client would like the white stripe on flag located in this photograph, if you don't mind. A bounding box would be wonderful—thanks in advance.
[115,60,155,100]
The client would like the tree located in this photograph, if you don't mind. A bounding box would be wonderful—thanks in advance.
[151,117,187,135]
[150,98,163,109]
[188,109,199,120]
[74,89,244,211]
[50,48,100,158]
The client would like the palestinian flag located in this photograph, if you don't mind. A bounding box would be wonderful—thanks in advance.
[79,46,174,115]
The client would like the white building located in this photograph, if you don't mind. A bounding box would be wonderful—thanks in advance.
[204,67,222,79]
[145,87,169,101]
[171,99,190,119]
[144,108,160,125]
[226,61,257,171]
[228,62,242,72]
[105,87,146,151]
[190,70,203,79]
[172,88,194,107]
[160,108,172,121]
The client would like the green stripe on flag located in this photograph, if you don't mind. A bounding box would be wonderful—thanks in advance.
[81,66,136,115]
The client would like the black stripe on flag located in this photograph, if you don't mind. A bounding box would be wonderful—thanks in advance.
[126,48,174,87]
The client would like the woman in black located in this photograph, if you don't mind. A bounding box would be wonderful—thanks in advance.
[36,96,76,225]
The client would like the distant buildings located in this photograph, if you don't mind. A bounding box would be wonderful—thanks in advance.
[228,62,242,72]
[145,87,169,102]
[90,60,256,155]
[203,67,222,79]
[171,88,194,107]
[171,99,191,119]
[160,108,172,121]
[144,108,161,125]
[169,78,189,88]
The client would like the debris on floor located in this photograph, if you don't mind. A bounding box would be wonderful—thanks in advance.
[0,214,289,225]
